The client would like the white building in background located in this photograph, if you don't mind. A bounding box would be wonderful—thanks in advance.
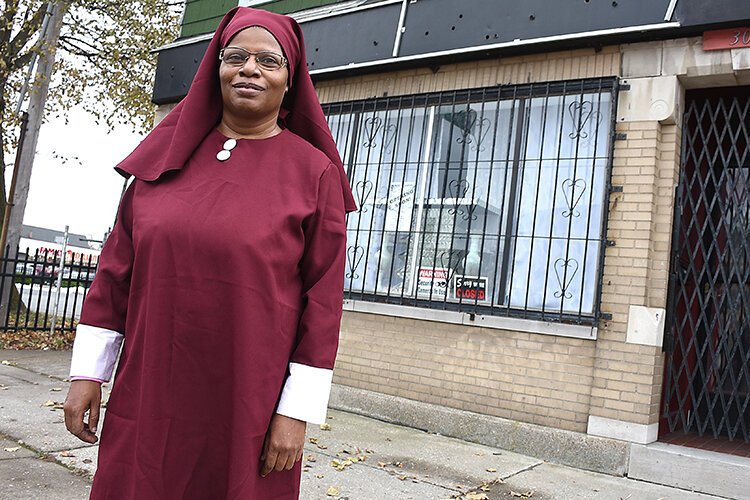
[19,224,101,264]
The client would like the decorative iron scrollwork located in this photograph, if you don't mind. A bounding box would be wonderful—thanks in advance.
[355,180,374,212]
[553,258,579,299]
[561,178,587,218]
[362,117,382,148]
[346,245,365,280]
[439,249,464,283]
[383,123,398,154]
[452,110,492,151]
[568,100,601,140]
[362,116,397,152]
[447,179,478,221]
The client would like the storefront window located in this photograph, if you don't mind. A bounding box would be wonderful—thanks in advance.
[325,79,616,323]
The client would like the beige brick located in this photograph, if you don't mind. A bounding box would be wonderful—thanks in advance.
[326,45,685,437]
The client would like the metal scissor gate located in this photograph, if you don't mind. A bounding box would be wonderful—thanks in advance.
[662,86,750,442]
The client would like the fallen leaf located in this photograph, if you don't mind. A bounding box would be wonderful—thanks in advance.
[315,474,324,479]
[82,458,92,464]
[308,437,319,444]
[486,468,497,473]
[330,458,354,471]
[319,423,331,431]
[42,400,55,407]
[326,486,340,497]
[510,491,533,498]
[317,444,328,450]
[50,388,62,392]
[378,462,388,468]
[3,447,20,453]
[397,475,408,481]
[1,360,10,365]
[465,493,489,500]
[59,451,75,457]
[305,455,316,462]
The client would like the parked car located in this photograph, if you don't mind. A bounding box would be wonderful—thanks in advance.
[15,263,36,275]
[61,267,96,286]
[33,263,58,284]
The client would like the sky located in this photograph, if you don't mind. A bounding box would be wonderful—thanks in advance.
[11,107,146,244]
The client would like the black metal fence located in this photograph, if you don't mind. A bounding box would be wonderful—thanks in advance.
[0,247,98,332]
[324,77,618,325]
[662,87,750,442]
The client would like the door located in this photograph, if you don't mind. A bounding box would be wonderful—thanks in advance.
[662,86,750,442]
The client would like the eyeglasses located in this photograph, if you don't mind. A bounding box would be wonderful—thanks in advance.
[219,47,288,71]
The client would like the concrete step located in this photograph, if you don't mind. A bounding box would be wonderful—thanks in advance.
[629,442,750,499]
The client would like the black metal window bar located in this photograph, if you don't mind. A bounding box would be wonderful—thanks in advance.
[663,87,750,442]
[324,77,618,325]
[0,246,98,332]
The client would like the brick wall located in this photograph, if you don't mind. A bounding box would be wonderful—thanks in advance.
[335,313,597,431]
[319,45,683,434]
[316,47,621,105]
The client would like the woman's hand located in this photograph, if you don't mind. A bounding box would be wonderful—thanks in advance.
[260,414,306,477]
[63,380,102,444]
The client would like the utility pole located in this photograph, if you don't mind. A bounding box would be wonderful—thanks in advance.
[6,1,68,254]
[0,1,69,325]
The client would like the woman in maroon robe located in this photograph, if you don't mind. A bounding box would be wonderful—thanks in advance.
[63,7,356,499]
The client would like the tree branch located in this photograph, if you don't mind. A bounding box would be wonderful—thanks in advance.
[58,37,97,58]
[8,2,47,61]
[58,33,102,55]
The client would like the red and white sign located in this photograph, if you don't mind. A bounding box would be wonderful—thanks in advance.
[417,267,448,298]
[703,28,750,51]
[453,275,488,302]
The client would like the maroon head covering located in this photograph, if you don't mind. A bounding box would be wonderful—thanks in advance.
[115,6,357,212]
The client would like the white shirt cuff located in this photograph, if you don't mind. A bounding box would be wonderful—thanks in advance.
[69,324,124,382]
[276,362,333,425]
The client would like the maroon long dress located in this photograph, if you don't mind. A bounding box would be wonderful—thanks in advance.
[80,128,347,499]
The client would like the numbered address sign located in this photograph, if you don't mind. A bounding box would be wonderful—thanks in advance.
[703,27,750,51]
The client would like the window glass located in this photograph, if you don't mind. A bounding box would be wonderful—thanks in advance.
[326,81,614,320]
[507,92,612,314]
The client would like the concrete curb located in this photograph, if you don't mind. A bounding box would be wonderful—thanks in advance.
[330,384,630,476]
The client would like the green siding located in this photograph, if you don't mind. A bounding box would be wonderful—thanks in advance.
[181,0,239,38]
[261,0,345,14]
[180,0,347,37]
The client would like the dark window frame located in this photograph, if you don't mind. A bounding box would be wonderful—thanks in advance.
[324,77,620,326]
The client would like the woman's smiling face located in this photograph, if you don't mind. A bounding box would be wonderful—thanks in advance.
[219,27,289,127]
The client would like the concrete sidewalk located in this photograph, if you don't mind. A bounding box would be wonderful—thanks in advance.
[0,349,726,499]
